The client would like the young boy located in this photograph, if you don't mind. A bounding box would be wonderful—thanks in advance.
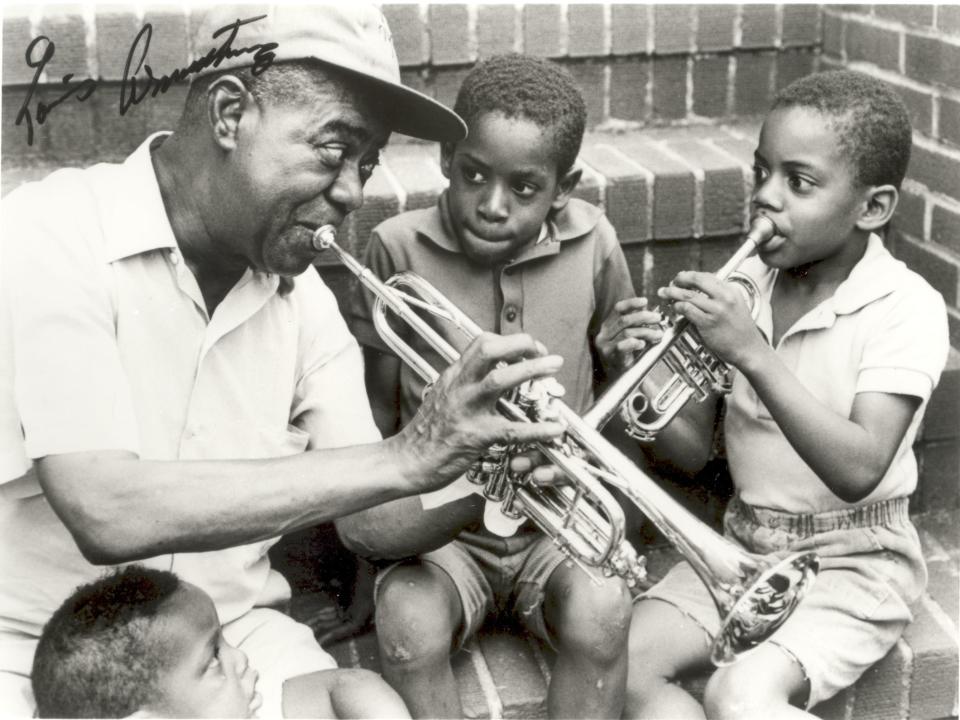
[339,54,653,718]
[624,70,950,718]
[31,566,408,719]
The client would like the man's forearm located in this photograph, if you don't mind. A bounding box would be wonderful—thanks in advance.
[39,436,420,564]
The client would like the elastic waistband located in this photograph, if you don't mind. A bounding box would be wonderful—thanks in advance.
[729,495,911,535]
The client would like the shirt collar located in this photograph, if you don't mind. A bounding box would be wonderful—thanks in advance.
[418,191,603,264]
[101,132,180,263]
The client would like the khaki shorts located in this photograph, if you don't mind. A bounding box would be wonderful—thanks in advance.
[0,606,335,718]
[642,495,926,708]
[376,528,570,650]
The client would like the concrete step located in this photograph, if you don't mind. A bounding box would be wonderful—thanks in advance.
[313,509,958,720]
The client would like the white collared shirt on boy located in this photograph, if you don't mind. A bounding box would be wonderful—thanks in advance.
[726,233,950,514]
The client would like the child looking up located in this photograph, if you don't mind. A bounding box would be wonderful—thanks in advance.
[339,53,653,719]
[625,70,950,719]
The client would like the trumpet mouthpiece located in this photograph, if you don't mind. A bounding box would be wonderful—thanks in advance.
[747,216,778,247]
[312,225,337,251]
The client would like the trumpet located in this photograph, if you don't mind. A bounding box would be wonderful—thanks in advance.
[313,223,818,665]
[583,215,778,441]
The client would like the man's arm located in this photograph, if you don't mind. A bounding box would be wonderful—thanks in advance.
[38,333,565,564]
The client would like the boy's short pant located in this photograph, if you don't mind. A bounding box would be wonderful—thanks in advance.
[376,528,570,650]
[641,494,925,709]
[0,606,335,718]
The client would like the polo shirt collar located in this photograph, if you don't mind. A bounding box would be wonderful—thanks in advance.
[418,191,603,264]
[101,132,179,263]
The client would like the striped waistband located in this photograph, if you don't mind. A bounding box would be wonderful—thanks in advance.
[729,494,911,535]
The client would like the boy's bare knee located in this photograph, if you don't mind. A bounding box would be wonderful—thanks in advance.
[547,571,631,661]
[375,565,459,665]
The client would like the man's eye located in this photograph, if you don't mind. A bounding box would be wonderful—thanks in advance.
[317,145,347,168]
[360,156,380,183]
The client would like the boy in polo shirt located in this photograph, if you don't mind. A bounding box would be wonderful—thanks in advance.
[341,54,653,718]
[624,71,950,718]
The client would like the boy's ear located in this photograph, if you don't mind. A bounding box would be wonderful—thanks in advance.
[856,184,899,232]
[551,166,582,212]
[440,142,455,179]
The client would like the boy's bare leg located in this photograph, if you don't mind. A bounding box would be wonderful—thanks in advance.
[375,563,464,718]
[703,643,810,720]
[624,598,713,719]
[541,563,632,719]
[282,668,410,718]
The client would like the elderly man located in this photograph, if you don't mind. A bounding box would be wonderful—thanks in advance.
[0,6,564,717]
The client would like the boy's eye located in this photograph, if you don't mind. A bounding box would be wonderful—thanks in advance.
[788,174,815,193]
[462,167,486,184]
[512,182,537,199]
[752,164,769,185]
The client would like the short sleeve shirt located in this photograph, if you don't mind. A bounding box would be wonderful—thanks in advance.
[346,192,635,422]
[725,234,950,513]
[0,133,381,636]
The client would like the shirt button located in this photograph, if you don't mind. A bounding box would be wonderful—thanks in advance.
[169,250,180,265]
[504,306,518,322]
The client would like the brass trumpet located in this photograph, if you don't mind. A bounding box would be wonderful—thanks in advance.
[583,215,778,441]
[314,223,818,665]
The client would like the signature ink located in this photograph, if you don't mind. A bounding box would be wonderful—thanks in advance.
[15,37,98,147]
[120,15,277,116]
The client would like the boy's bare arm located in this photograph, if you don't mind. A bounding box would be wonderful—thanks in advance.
[662,271,919,502]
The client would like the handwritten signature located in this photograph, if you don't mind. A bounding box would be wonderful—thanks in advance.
[15,15,277,146]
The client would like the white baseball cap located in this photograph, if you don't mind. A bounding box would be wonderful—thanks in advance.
[191,4,466,142]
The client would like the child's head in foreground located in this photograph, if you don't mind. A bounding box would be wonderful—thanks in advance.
[32,566,260,718]
[442,53,588,265]
[752,69,912,272]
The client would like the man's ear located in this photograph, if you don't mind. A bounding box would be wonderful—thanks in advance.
[551,166,582,212]
[439,142,455,179]
[856,184,898,232]
[207,75,254,151]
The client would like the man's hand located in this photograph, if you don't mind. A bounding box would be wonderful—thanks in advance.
[657,271,764,367]
[394,332,565,493]
[596,297,665,372]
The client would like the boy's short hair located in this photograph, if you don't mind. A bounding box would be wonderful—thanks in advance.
[32,566,182,718]
[453,53,587,175]
[773,69,912,189]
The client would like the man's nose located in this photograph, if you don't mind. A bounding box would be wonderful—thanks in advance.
[478,184,509,222]
[327,163,365,214]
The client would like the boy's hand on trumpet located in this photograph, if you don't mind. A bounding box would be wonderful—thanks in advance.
[595,296,666,372]
[658,271,763,367]
[396,332,566,493]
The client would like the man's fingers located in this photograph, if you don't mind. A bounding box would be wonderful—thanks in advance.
[460,332,549,373]
[479,354,564,397]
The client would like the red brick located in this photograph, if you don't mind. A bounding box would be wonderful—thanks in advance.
[775,50,815,92]
[140,10,189,78]
[477,5,516,58]
[522,4,562,58]
[734,52,775,117]
[892,189,926,240]
[701,237,744,273]
[811,687,854,720]
[400,68,430,99]
[570,164,601,206]
[3,15,37,85]
[902,602,960,720]
[665,138,746,236]
[609,59,649,122]
[147,82,188,133]
[94,11,140,81]
[477,629,548,718]
[612,4,648,56]
[648,242,699,293]
[2,87,49,160]
[94,86,147,161]
[938,5,960,36]
[875,4,935,28]
[895,235,959,305]
[924,361,960,441]
[932,203,960,256]
[821,11,845,60]
[651,56,688,120]
[605,135,696,240]
[622,244,645,293]
[353,155,401,253]
[695,5,735,53]
[36,9,88,82]
[838,5,871,14]
[781,4,820,47]
[846,19,901,73]
[692,56,729,118]
[950,305,960,348]
[579,141,650,243]
[653,4,694,55]
[428,4,471,66]
[883,78,935,136]
[909,143,960,202]
[568,62,605,127]
[382,144,445,211]
[431,66,470,114]
[905,33,960,92]
[940,95,960,148]
[740,5,778,49]
[567,4,605,58]
[37,84,96,163]
[712,131,759,170]
[452,642,494,718]
[383,5,426,66]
